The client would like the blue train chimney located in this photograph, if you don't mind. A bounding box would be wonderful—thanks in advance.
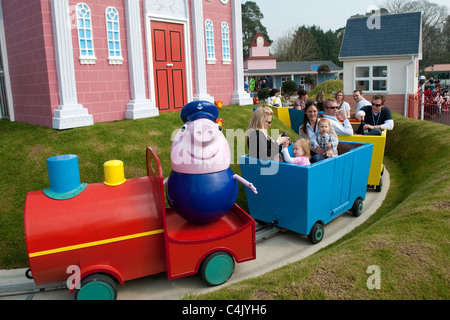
[43,154,87,200]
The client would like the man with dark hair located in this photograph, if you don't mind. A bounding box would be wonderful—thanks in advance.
[353,90,371,114]
[355,94,394,136]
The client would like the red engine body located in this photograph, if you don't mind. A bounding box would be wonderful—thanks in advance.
[25,175,166,286]
[24,148,256,292]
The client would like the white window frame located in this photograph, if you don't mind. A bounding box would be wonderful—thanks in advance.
[221,22,231,65]
[354,64,389,93]
[299,76,306,86]
[205,19,216,64]
[105,7,123,65]
[76,3,96,64]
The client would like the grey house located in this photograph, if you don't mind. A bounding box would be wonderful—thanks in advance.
[244,61,343,91]
[339,11,423,116]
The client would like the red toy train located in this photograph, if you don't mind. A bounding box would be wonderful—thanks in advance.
[24,147,256,300]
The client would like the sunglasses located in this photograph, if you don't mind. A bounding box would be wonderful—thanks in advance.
[327,107,339,110]
[265,120,272,125]
[372,103,383,107]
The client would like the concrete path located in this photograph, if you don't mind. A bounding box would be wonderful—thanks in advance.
[0,170,389,300]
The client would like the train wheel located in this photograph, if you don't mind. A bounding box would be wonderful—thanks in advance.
[351,198,363,217]
[375,177,383,192]
[308,223,324,244]
[200,251,235,286]
[75,274,118,300]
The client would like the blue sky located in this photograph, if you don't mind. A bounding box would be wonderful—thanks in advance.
[243,0,450,41]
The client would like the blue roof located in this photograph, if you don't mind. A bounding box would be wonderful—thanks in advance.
[339,12,422,58]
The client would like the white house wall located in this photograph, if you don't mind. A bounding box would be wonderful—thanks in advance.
[343,56,420,96]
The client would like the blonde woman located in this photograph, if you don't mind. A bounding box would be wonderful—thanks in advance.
[246,107,290,161]
[315,90,326,111]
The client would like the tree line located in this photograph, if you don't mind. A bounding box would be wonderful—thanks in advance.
[242,0,449,70]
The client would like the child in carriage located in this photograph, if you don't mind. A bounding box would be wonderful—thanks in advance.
[281,138,311,166]
[311,118,338,159]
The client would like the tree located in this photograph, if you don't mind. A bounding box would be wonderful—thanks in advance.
[241,1,272,59]
[281,80,298,100]
[271,25,343,66]
[379,0,449,68]
[257,88,270,103]
[317,64,330,84]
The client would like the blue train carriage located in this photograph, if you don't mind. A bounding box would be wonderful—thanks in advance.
[239,141,373,244]
[288,108,304,134]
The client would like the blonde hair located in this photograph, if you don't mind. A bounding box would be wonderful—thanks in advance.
[246,106,273,142]
[247,106,273,130]
[315,90,326,103]
[293,138,310,158]
[318,118,331,128]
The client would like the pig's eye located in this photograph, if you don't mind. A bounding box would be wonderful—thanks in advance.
[218,125,222,131]
[180,125,187,133]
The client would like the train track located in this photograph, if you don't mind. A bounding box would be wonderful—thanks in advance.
[0,279,66,298]
[0,224,282,299]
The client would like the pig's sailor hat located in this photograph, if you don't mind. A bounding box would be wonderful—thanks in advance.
[180,101,219,123]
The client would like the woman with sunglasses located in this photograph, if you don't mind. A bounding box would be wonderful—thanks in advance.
[246,106,290,161]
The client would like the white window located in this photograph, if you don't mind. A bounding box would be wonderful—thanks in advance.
[221,22,231,65]
[76,3,96,64]
[355,65,388,92]
[105,7,123,65]
[205,19,216,64]
[299,76,306,85]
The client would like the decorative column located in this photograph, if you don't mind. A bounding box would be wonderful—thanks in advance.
[124,0,159,119]
[50,0,93,130]
[230,0,252,105]
[191,0,214,102]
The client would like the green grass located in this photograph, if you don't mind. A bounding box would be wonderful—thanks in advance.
[1,108,449,300]
[309,79,343,98]
[0,105,295,268]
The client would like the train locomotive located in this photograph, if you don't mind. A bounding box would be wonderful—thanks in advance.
[24,101,257,300]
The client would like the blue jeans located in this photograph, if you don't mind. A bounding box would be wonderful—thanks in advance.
[310,151,326,163]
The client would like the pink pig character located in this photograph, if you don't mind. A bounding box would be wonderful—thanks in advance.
[165,101,256,224]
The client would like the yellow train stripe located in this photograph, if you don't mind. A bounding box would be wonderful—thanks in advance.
[28,229,165,258]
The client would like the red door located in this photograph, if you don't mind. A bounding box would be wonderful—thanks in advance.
[151,21,187,112]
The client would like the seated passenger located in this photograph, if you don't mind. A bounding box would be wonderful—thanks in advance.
[266,88,282,107]
[281,138,311,166]
[355,94,394,136]
[245,106,290,161]
[323,98,353,136]
[298,101,338,163]
[311,118,338,160]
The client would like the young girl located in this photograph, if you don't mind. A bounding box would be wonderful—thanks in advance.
[281,138,311,166]
[311,118,338,158]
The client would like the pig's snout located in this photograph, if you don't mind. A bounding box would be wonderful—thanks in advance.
[193,122,217,144]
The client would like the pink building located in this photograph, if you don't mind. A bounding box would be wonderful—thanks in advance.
[0,0,251,129]
[244,32,276,70]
